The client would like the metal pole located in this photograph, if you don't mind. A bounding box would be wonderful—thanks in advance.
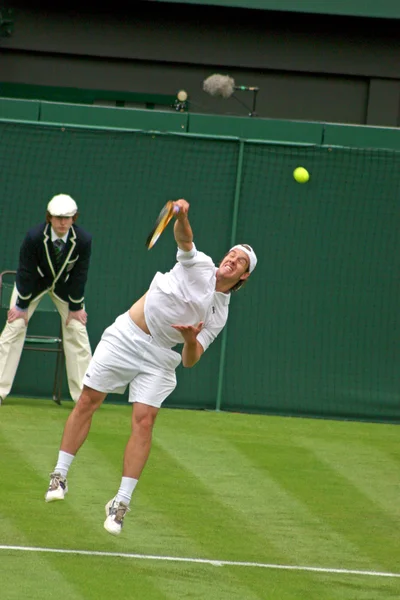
[251,89,259,117]
[215,139,245,411]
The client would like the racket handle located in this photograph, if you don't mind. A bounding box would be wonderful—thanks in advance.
[173,205,180,213]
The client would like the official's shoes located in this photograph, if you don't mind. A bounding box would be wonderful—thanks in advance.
[45,472,68,502]
[104,497,130,536]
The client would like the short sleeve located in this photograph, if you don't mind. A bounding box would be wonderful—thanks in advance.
[176,243,215,270]
[197,324,226,353]
[176,243,197,264]
[197,290,230,352]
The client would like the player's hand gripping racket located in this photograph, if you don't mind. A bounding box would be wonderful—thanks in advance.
[145,201,179,249]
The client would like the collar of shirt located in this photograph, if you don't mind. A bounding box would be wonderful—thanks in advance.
[51,227,69,244]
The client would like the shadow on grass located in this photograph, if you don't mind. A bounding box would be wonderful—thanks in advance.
[4,396,132,411]
[5,396,72,411]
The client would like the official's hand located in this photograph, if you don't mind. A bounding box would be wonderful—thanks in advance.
[7,307,28,326]
[66,309,88,326]
[173,199,190,220]
[171,321,203,344]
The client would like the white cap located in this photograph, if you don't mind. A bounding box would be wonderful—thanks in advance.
[47,194,78,217]
[230,244,257,273]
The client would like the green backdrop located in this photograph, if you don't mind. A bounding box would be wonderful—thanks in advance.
[223,143,400,421]
[0,120,399,421]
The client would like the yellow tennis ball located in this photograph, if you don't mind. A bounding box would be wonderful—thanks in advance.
[293,167,310,183]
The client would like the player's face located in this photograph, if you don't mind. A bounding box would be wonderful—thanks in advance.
[50,216,73,237]
[218,249,250,282]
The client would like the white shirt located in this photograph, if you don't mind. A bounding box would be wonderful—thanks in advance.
[144,244,230,351]
[51,228,69,244]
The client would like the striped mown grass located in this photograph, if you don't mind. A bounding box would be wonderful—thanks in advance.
[0,397,399,599]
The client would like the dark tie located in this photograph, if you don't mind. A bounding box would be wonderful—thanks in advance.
[53,238,65,268]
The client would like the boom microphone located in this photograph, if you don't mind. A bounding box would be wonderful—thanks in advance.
[203,74,259,98]
[203,74,235,98]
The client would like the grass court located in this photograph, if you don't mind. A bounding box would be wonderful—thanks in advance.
[0,398,399,599]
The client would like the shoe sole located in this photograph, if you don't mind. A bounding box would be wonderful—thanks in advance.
[104,517,122,536]
[45,494,64,502]
[45,488,68,502]
[104,501,122,536]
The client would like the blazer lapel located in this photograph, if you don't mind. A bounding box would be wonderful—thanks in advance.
[43,224,77,283]
[43,223,56,278]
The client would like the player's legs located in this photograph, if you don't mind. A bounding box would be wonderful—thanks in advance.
[50,293,92,403]
[61,385,107,455]
[124,402,160,479]
[122,361,177,480]
[0,286,41,402]
[45,385,106,502]
[104,402,159,536]
[104,349,179,536]
[46,314,140,503]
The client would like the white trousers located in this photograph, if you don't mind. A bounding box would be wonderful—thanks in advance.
[0,286,92,402]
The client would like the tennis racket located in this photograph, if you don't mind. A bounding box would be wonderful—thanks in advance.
[145,201,179,249]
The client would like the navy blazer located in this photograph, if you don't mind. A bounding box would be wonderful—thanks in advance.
[15,222,92,311]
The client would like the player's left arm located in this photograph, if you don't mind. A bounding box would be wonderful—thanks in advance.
[171,322,204,367]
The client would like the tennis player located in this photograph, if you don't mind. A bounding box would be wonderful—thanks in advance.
[45,198,257,536]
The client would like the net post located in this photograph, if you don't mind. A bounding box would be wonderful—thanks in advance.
[215,139,245,412]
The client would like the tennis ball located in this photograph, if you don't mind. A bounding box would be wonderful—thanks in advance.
[293,167,310,183]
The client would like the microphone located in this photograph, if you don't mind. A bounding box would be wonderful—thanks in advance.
[203,74,259,98]
[203,74,260,117]
[203,74,235,98]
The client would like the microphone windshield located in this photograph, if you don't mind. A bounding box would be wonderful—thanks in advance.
[203,74,235,98]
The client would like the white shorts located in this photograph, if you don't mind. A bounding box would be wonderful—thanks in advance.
[82,312,182,408]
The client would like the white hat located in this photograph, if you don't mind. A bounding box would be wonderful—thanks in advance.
[47,194,78,217]
[230,244,257,273]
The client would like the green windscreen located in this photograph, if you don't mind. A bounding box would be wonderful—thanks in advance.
[223,143,400,421]
[0,120,399,421]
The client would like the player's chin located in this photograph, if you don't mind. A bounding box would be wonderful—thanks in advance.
[226,268,241,280]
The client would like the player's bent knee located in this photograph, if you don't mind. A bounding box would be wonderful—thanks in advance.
[76,385,106,412]
[132,404,158,434]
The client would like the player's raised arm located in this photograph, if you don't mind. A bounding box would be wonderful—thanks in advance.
[173,199,193,252]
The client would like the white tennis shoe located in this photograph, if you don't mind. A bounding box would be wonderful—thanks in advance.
[104,497,130,536]
[45,472,68,502]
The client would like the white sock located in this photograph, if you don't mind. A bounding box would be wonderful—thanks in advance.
[115,477,138,505]
[54,451,75,478]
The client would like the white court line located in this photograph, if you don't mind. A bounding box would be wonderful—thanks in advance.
[0,545,399,579]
